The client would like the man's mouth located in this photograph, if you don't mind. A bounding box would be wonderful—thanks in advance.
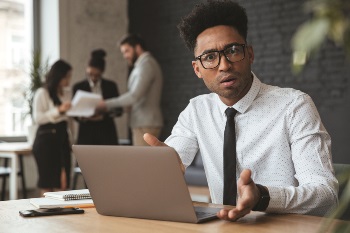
[220,76,237,87]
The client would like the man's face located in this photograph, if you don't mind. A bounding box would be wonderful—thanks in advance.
[120,43,138,67]
[192,25,254,106]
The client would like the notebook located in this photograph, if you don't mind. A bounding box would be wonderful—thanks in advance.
[30,198,94,209]
[44,189,91,201]
[72,145,222,223]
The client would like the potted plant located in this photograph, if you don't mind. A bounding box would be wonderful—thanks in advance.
[292,0,350,231]
[291,0,350,73]
[25,50,48,144]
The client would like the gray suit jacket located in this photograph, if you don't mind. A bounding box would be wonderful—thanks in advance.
[106,52,163,128]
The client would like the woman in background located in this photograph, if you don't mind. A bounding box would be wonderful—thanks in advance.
[32,60,72,196]
[72,49,122,145]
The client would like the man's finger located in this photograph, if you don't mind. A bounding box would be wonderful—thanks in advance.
[238,169,253,186]
[143,133,167,147]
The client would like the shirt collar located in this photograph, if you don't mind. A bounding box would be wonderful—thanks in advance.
[88,77,101,89]
[134,51,150,67]
[217,72,261,116]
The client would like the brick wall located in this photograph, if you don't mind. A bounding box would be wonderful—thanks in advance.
[128,0,350,163]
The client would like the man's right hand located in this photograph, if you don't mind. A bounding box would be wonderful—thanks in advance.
[143,133,185,173]
[143,133,167,147]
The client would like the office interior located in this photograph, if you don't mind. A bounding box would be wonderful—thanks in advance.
[0,0,349,207]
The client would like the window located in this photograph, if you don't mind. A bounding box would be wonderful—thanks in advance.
[0,0,33,136]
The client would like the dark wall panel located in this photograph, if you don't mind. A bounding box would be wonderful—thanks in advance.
[128,0,350,163]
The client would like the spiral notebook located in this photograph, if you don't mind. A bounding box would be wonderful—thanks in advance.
[44,189,91,201]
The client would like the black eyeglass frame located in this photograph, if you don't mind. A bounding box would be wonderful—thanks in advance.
[195,43,246,69]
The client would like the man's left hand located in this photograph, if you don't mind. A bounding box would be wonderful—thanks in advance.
[217,169,260,221]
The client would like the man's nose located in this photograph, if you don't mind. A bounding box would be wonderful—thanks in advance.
[218,53,232,72]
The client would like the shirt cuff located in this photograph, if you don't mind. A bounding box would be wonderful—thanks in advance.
[265,186,285,212]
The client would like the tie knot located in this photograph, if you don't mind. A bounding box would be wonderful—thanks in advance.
[225,108,237,118]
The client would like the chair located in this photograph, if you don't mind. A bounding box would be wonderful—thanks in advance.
[333,163,350,220]
[0,156,27,200]
[71,162,87,190]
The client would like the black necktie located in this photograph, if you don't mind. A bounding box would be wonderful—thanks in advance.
[223,107,237,205]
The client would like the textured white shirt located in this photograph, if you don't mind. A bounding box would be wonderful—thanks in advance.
[165,74,338,216]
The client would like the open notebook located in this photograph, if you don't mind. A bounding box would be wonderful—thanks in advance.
[44,189,91,201]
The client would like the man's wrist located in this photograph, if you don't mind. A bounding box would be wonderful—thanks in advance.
[252,184,270,211]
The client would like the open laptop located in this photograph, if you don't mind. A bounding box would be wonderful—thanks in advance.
[72,145,222,223]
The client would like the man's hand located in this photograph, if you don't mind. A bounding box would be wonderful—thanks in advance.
[143,133,168,147]
[217,169,260,221]
[143,133,185,173]
[95,100,107,114]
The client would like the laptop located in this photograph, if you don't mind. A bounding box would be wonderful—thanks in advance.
[72,145,222,223]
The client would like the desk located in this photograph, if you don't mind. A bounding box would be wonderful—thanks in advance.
[1,199,349,233]
[0,143,32,200]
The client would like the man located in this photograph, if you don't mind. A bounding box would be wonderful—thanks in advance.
[144,0,338,222]
[97,34,163,146]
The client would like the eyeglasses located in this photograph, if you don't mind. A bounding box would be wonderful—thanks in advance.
[195,43,246,69]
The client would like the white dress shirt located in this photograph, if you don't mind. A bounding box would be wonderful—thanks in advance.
[165,74,338,216]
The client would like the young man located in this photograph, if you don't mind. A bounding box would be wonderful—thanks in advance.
[144,0,338,221]
[97,34,163,146]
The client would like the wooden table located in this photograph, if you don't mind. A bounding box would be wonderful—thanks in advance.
[0,143,32,200]
[1,199,349,233]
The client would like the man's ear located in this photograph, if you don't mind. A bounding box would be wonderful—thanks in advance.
[192,61,202,78]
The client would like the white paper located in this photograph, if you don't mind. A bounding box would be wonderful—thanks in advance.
[66,90,102,117]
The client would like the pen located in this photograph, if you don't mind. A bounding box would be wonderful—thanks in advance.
[64,204,95,208]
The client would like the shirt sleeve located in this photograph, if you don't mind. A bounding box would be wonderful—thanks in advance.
[165,103,199,169]
[105,63,154,109]
[33,88,61,124]
[266,94,338,216]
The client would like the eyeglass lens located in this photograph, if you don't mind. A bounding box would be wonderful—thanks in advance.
[200,44,245,69]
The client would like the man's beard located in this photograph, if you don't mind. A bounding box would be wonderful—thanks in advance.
[129,50,138,67]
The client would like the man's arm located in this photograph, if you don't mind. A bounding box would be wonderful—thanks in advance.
[103,62,156,109]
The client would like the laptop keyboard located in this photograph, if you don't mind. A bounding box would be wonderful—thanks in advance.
[194,206,221,220]
[195,211,217,219]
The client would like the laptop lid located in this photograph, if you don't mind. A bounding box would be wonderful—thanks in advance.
[72,145,218,223]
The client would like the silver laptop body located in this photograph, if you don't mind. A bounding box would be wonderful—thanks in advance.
[72,145,220,223]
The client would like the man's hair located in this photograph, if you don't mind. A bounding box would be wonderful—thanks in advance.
[177,0,248,52]
[119,34,147,50]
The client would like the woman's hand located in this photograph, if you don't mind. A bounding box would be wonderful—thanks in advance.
[58,102,71,114]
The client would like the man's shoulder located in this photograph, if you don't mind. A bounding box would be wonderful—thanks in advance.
[260,82,306,100]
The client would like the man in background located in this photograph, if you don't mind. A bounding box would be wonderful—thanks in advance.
[97,34,163,146]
